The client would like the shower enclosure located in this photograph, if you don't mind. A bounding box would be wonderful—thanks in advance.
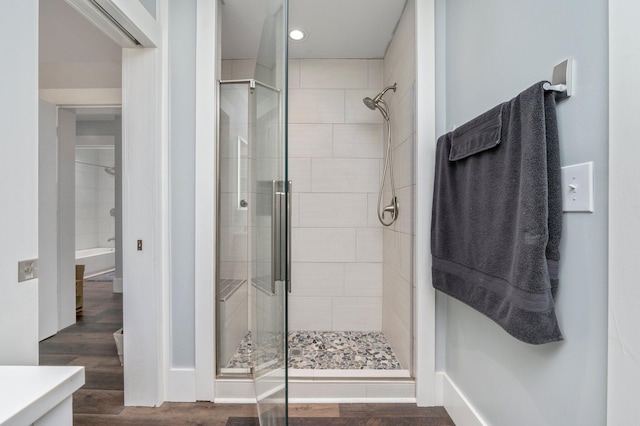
[217,0,289,423]
[217,0,417,415]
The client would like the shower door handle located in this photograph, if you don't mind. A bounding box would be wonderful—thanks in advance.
[271,180,293,294]
[272,181,287,294]
[286,180,292,293]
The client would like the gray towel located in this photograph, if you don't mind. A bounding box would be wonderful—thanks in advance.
[431,81,562,344]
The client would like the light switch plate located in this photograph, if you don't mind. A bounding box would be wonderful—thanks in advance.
[18,259,38,282]
[561,162,594,212]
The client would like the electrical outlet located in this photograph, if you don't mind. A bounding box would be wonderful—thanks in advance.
[18,259,38,282]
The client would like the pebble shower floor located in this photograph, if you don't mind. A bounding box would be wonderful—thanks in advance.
[226,331,402,370]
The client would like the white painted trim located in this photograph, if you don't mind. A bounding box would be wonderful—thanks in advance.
[194,0,218,402]
[121,45,164,407]
[157,0,171,406]
[214,379,416,403]
[214,379,255,403]
[64,0,161,48]
[414,0,438,407]
[38,89,121,106]
[166,368,197,402]
[608,1,640,424]
[439,372,488,426]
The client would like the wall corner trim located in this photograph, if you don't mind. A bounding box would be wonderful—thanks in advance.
[439,372,488,426]
[166,368,197,402]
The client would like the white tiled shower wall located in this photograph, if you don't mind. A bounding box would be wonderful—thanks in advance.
[75,138,115,251]
[381,0,415,370]
[222,58,386,332]
[288,59,385,332]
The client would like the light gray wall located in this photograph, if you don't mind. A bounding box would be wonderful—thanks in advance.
[138,0,157,19]
[169,0,197,368]
[437,1,608,425]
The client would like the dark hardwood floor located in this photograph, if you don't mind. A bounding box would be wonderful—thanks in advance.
[39,279,455,425]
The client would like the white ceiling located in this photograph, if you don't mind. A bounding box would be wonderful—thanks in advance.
[222,0,407,59]
[41,0,406,62]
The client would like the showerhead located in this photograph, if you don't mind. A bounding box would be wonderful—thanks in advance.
[104,167,116,176]
[363,97,378,110]
[362,83,397,121]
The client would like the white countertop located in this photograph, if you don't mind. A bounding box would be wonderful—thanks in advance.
[0,366,85,426]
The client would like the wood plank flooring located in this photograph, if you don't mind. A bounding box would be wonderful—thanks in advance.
[39,280,455,425]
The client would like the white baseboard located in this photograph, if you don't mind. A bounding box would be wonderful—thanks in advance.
[214,378,416,403]
[166,368,196,402]
[214,379,255,403]
[113,278,123,293]
[437,372,488,426]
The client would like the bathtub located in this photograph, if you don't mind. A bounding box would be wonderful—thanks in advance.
[75,247,116,277]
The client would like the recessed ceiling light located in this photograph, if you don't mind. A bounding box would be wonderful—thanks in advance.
[289,28,307,42]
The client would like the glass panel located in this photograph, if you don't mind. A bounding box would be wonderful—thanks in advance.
[251,82,286,424]
[251,0,288,423]
[217,83,251,375]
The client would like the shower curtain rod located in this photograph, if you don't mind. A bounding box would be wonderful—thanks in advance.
[75,160,114,169]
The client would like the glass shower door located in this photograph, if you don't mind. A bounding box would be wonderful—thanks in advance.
[251,0,288,424]
[251,81,288,425]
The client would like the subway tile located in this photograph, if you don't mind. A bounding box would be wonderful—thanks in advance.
[367,193,381,227]
[383,265,412,331]
[368,59,384,89]
[289,89,345,124]
[383,228,413,283]
[288,124,333,158]
[221,60,233,80]
[383,0,415,89]
[290,262,344,297]
[311,159,380,193]
[288,297,332,330]
[345,90,384,124]
[291,192,300,227]
[332,297,382,331]
[298,193,368,228]
[382,303,411,369]
[299,59,368,89]
[393,136,415,189]
[288,158,312,192]
[356,228,383,262]
[344,263,383,297]
[219,227,249,263]
[389,83,415,150]
[230,59,256,80]
[392,184,414,236]
[292,228,355,263]
[219,192,249,228]
[219,261,248,280]
[333,124,384,159]
[288,59,300,89]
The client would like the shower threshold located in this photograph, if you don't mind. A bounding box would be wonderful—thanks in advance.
[222,331,409,378]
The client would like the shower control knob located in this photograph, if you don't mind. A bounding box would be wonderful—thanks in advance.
[240,199,248,207]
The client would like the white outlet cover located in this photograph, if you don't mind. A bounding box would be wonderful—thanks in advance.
[561,162,594,212]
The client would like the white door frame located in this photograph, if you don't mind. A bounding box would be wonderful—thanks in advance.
[60,0,167,406]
